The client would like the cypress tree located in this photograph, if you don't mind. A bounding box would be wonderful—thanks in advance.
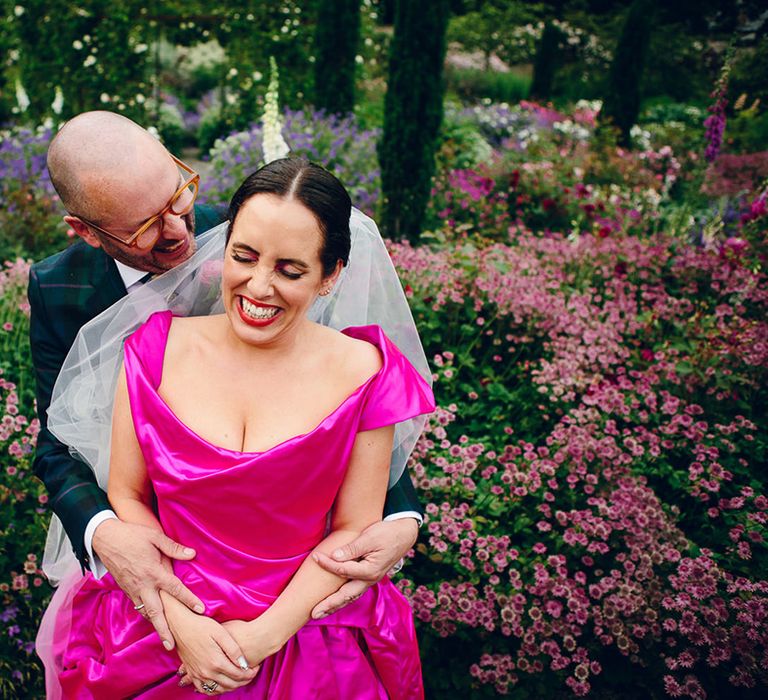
[313,0,361,116]
[600,0,655,146]
[530,21,563,101]
[379,0,450,242]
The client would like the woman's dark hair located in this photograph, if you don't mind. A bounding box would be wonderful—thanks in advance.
[227,158,352,277]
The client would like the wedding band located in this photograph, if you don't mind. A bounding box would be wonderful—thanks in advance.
[201,681,218,693]
[133,603,145,611]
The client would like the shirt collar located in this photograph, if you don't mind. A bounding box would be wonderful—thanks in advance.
[114,259,148,291]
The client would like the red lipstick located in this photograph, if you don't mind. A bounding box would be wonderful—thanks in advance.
[236,295,282,327]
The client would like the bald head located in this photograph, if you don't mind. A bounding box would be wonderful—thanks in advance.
[48,111,170,220]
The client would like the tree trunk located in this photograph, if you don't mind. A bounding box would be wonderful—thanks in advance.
[379,0,450,242]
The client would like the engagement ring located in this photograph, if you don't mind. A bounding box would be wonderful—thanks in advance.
[201,681,218,693]
[133,603,145,611]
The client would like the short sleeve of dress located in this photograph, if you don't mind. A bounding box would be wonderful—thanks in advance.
[345,326,435,433]
[123,310,173,389]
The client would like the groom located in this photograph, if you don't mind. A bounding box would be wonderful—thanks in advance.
[29,111,422,652]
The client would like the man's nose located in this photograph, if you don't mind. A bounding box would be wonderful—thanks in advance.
[160,211,190,240]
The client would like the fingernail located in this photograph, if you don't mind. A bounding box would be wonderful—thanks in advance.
[183,547,195,556]
[163,640,173,651]
[332,549,344,559]
[194,604,205,614]
[311,553,319,562]
[237,655,249,670]
[315,611,327,619]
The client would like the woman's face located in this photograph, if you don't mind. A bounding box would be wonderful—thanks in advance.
[222,193,339,347]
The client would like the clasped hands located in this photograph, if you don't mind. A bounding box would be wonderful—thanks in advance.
[93,517,418,692]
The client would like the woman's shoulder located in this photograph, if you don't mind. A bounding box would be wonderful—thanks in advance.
[165,314,226,357]
[310,324,383,385]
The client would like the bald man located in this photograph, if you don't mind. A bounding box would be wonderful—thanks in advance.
[29,112,423,658]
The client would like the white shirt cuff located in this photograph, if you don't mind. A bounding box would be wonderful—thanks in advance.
[383,510,423,527]
[84,510,118,579]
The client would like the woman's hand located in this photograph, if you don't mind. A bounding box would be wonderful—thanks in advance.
[165,597,258,694]
[222,618,283,668]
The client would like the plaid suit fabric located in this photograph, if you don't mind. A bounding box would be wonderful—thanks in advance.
[28,204,224,568]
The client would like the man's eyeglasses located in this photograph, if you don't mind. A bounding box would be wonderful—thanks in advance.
[75,155,200,251]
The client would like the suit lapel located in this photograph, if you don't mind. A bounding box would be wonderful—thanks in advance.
[87,248,126,317]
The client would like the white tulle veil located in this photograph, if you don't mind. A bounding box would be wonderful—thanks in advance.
[42,208,431,584]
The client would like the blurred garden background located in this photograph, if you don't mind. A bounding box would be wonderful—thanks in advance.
[1,0,768,697]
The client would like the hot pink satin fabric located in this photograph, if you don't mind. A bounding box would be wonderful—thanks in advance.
[41,311,434,699]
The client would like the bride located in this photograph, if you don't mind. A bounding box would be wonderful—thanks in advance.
[39,158,434,697]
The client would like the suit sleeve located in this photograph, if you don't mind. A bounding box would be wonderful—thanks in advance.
[383,469,422,518]
[28,267,110,568]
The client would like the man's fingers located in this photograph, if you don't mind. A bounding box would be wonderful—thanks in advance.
[139,588,174,650]
[328,533,372,562]
[159,574,205,614]
[313,551,383,581]
[311,579,370,619]
[151,531,196,561]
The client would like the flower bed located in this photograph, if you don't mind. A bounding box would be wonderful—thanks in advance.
[389,212,767,697]
[0,99,767,698]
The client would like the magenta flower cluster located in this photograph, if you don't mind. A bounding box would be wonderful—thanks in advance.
[389,207,768,696]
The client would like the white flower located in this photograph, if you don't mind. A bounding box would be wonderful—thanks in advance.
[355,54,364,65]
[83,55,97,67]
[135,93,145,104]
[72,40,84,50]
[252,71,263,81]
[51,86,64,115]
[134,43,148,54]
[15,79,29,112]
[228,67,238,78]
[262,56,290,164]
[13,5,24,17]
[100,92,110,103]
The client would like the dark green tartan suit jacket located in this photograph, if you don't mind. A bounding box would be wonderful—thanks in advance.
[29,205,422,569]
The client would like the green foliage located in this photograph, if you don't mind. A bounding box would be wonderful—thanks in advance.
[0,262,49,699]
[446,0,543,67]
[379,0,450,241]
[313,0,361,116]
[10,0,151,124]
[601,0,656,146]
[730,36,768,111]
[445,66,531,104]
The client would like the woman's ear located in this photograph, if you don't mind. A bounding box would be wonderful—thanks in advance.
[319,260,344,296]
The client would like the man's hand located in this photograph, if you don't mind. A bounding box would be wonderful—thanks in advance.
[91,519,203,650]
[311,518,418,619]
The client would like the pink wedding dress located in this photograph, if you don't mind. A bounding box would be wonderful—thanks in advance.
[39,311,434,699]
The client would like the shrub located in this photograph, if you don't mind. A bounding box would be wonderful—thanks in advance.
[390,219,768,698]
[199,108,382,216]
[0,259,48,699]
[0,127,66,262]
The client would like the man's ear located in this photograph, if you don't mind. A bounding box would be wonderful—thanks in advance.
[64,215,101,249]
